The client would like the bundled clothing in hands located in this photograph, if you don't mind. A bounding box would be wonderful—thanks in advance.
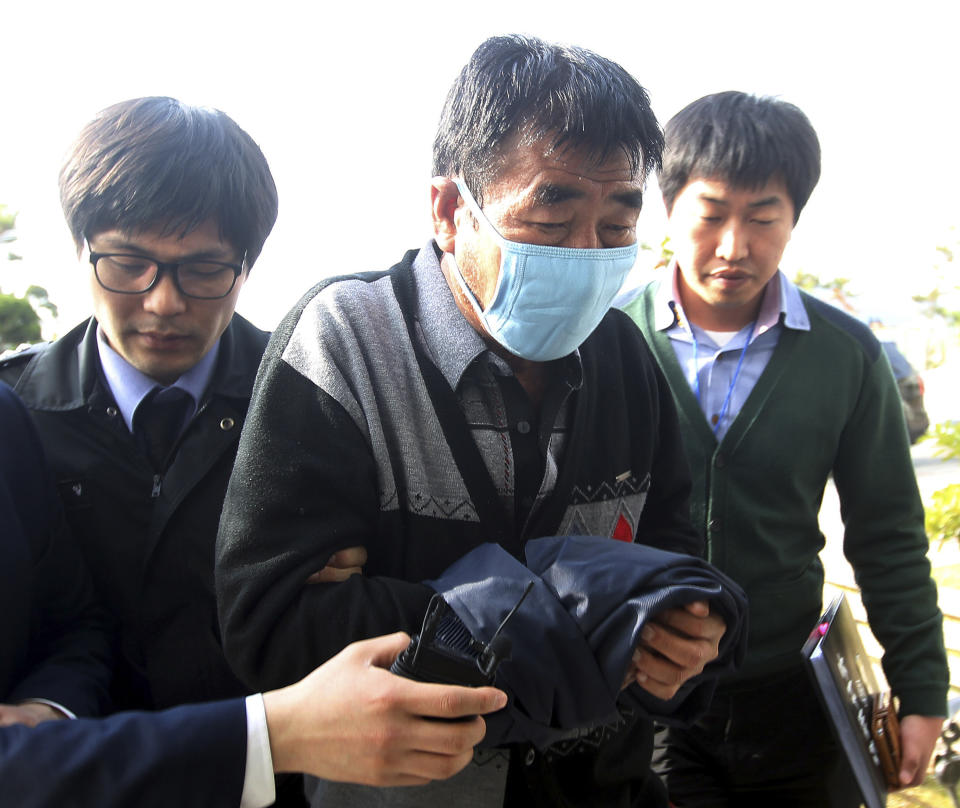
[427,535,749,751]
[216,243,706,807]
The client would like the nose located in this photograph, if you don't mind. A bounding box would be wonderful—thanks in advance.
[142,271,188,316]
[566,222,602,250]
[716,221,748,262]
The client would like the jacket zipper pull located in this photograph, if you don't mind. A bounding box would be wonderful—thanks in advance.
[151,474,162,498]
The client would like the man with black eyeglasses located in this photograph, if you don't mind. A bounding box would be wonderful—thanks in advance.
[0,97,338,806]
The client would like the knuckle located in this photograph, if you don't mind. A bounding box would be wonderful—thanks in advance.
[437,689,467,718]
[436,750,472,779]
[368,681,401,715]
[442,719,485,755]
[655,680,681,699]
[680,642,705,669]
[368,721,402,754]
[441,729,472,756]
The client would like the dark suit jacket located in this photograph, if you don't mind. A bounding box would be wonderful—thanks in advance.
[0,382,111,716]
[0,698,246,808]
[0,316,269,711]
[0,384,254,807]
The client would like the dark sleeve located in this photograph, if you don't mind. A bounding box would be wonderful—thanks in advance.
[0,699,246,808]
[0,382,112,717]
[638,354,702,557]
[216,352,434,691]
[835,345,948,717]
[611,312,702,558]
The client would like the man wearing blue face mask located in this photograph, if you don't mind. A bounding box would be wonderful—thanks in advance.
[446,178,640,362]
[216,35,728,807]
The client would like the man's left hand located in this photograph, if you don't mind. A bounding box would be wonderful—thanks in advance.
[897,714,944,788]
[622,601,726,699]
[305,546,368,584]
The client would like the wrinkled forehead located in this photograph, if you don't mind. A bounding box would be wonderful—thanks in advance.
[483,135,643,199]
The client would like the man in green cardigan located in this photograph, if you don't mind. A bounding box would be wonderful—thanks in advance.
[622,91,947,806]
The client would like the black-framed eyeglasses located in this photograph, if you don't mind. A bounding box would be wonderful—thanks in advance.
[88,249,245,300]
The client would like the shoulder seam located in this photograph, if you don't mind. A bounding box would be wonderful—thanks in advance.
[800,292,881,363]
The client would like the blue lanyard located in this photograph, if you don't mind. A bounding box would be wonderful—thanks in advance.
[691,322,756,436]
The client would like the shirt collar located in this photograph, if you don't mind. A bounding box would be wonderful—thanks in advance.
[413,240,583,390]
[96,326,219,431]
[777,271,810,331]
[654,260,810,335]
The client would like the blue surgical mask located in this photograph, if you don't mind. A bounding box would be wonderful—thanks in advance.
[450,179,637,362]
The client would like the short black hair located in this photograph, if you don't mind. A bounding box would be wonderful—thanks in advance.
[660,91,821,223]
[60,97,279,266]
[432,34,663,204]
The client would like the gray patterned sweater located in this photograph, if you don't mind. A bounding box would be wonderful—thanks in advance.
[215,243,701,807]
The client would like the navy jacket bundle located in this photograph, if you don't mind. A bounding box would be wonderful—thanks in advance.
[429,535,749,750]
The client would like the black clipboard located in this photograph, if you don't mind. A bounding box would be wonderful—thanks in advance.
[801,593,889,808]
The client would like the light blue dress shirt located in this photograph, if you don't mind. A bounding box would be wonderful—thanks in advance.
[95,327,220,435]
[651,264,810,441]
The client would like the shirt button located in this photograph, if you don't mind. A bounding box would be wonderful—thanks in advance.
[220,417,235,431]
[516,421,531,434]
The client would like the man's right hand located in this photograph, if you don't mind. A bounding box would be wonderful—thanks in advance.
[263,632,507,786]
[622,600,726,699]
[0,702,67,728]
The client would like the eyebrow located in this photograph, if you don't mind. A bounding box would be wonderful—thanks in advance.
[532,183,644,209]
[92,238,237,262]
[698,194,785,209]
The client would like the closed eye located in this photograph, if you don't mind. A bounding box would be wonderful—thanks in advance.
[105,255,155,272]
[181,262,236,277]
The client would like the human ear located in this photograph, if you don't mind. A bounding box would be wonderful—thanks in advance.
[431,177,462,253]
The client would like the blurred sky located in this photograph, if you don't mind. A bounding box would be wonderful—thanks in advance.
[2,0,959,335]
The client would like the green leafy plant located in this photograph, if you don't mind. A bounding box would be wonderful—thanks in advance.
[925,421,960,546]
[0,206,55,352]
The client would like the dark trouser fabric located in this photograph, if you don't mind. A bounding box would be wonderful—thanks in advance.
[275,773,309,807]
[653,665,862,808]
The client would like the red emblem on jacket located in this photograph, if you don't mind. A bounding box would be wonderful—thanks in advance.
[612,514,633,542]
